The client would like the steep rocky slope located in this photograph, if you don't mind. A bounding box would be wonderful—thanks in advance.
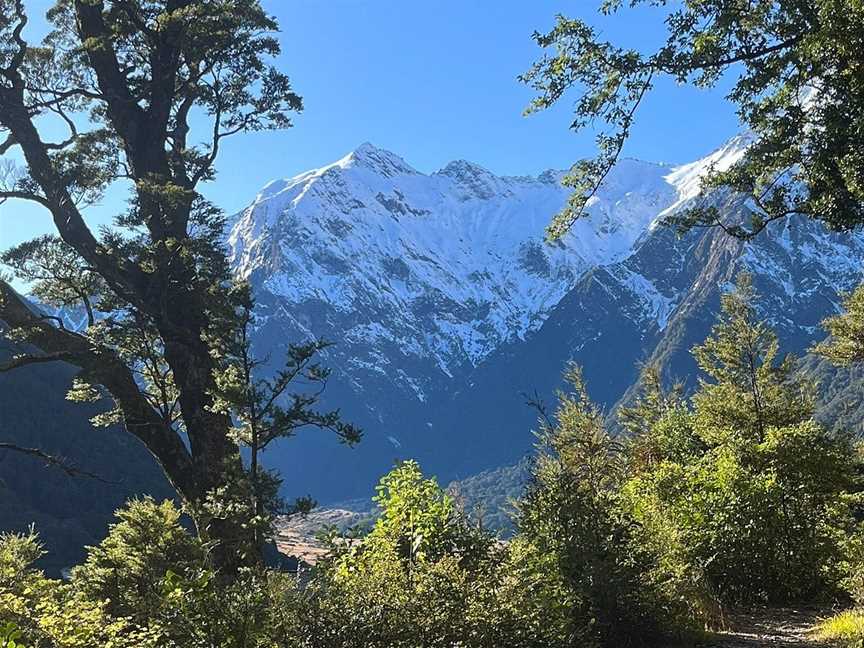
[228,138,864,502]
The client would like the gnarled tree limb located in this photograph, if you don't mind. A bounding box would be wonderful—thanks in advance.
[0,350,78,372]
[0,280,197,497]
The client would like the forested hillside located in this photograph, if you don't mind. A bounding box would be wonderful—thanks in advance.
[0,339,172,575]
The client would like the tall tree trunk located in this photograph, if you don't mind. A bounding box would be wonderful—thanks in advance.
[0,0,300,575]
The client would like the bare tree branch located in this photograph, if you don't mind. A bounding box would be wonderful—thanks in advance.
[523,390,556,430]
[0,350,78,372]
[0,133,16,155]
[0,442,118,483]
[0,190,51,208]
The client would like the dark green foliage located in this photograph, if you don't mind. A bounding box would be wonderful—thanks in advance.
[303,461,505,647]
[618,365,684,441]
[0,622,24,648]
[0,527,165,647]
[1,500,299,647]
[515,367,688,647]
[0,466,583,648]
[524,1,864,239]
[622,276,863,605]
[627,419,860,604]
[1,236,103,326]
[690,274,815,443]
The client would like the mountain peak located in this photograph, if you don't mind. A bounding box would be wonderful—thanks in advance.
[664,133,753,204]
[435,159,510,199]
[340,142,418,177]
[437,158,493,179]
[353,141,383,155]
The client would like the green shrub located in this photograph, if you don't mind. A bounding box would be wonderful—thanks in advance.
[0,499,300,648]
[296,460,577,648]
[155,565,299,647]
[622,276,863,607]
[515,366,694,647]
[0,623,24,648]
[0,529,163,647]
[72,497,204,621]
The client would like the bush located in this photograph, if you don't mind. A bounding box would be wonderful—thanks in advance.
[0,529,163,647]
[622,276,863,607]
[627,420,860,604]
[0,499,301,648]
[155,565,299,647]
[295,460,581,648]
[298,461,492,647]
[72,497,204,621]
[515,366,694,647]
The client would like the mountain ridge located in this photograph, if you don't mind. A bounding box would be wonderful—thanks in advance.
[7,137,862,507]
[224,136,864,503]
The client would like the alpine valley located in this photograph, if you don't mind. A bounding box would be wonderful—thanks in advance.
[226,136,864,503]
[5,135,864,558]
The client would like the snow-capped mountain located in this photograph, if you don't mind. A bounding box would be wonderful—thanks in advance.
[229,143,677,378]
[230,138,863,502]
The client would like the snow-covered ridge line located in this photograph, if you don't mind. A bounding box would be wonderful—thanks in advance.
[226,141,699,372]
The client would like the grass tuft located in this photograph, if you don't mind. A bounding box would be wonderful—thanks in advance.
[813,609,864,646]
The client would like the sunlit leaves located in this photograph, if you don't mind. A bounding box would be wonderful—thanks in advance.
[525,1,864,239]
[815,284,864,366]
[1,236,101,315]
[691,273,814,444]
[623,275,862,605]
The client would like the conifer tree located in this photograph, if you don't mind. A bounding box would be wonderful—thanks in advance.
[517,365,669,647]
[211,284,361,551]
[618,364,683,438]
[622,277,860,604]
[618,365,692,470]
[816,286,864,366]
[691,274,813,443]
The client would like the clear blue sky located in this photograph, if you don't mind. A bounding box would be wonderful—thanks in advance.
[0,0,741,254]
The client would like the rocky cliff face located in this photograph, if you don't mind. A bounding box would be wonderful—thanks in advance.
[228,143,676,387]
[228,138,864,502]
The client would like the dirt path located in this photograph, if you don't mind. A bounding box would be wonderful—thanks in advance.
[701,607,831,648]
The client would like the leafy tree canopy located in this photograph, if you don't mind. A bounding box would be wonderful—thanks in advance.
[523,1,864,240]
[0,0,354,572]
